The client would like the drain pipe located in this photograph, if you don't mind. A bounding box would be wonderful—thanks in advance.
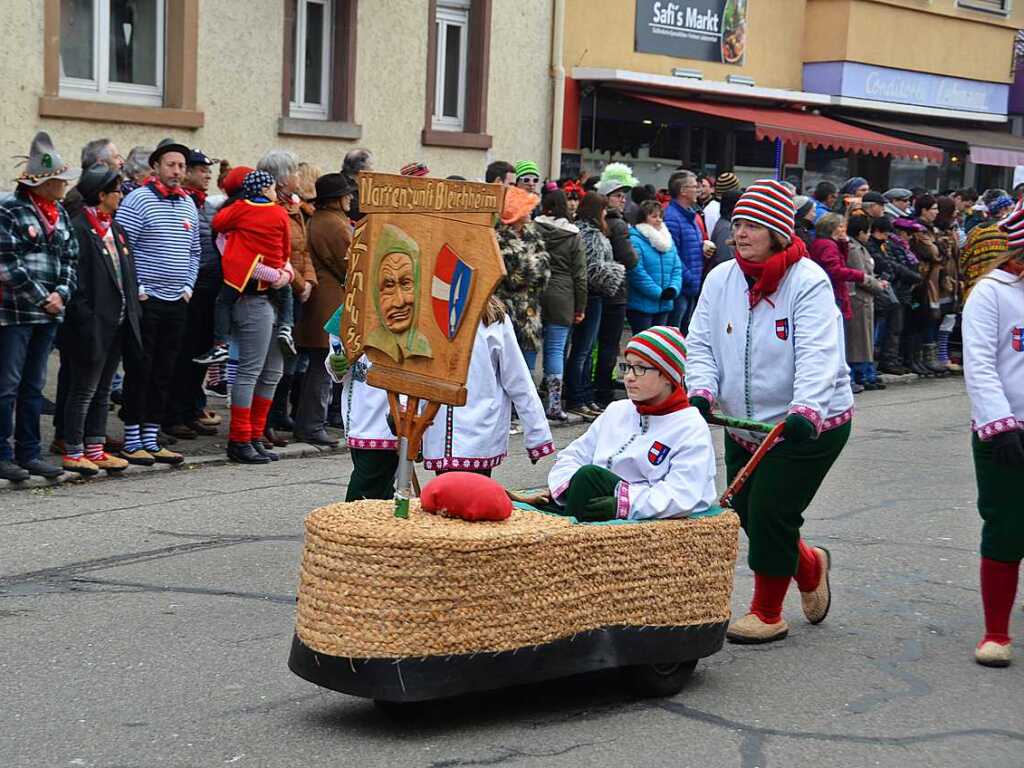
[549,0,566,180]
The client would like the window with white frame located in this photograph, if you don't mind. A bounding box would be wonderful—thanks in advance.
[956,0,1011,15]
[59,0,165,106]
[289,0,333,120]
[432,0,470,132]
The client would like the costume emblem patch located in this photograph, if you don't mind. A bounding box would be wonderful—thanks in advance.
[1013,326,1023,352]
[431,243,474,340]
[775,318,789,340]
[648,441,670,465]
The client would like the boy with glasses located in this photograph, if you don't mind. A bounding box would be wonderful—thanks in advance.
[540,326,716,521]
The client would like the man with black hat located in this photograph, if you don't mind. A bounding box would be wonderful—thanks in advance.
[164,148,223,440]
[114,138,200,466]
[0,131,80,481]
[861,191,886,220]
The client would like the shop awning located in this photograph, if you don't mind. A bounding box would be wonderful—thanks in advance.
[838,117,1024,168]
[626,92,945,163]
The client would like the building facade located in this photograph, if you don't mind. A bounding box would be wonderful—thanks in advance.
[561,0,1024,192]
[0,0,555,186]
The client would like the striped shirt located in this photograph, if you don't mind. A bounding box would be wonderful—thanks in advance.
[115,184,200,302]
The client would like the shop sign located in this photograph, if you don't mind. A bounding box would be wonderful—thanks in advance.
[803,62,1008,115]
[634,0,748,65]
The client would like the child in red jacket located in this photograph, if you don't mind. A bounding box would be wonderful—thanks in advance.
[195,170,295,365]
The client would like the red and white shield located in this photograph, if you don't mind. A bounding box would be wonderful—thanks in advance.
[775,318,789,340]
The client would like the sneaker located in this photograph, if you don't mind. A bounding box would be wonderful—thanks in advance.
[509,420,523,436]
[204,380,228,398]
[63,455,99,477]
[278,327,297,356]
[726,613,789,644]
[93,452,129,473]
[150,447,184,465]
[975,640,1012,668]
[121,448,155,466]
[193,345,230,366]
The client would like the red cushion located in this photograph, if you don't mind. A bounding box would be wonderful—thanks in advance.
[420,472,512,522]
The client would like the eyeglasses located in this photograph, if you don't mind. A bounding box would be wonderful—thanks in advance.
[519,176,540,184]
[618,362,658,377]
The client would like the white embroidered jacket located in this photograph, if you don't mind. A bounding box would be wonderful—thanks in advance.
[963,269,1024,440]
[685,258,854,448]
[547,401,717,521]
[421,316,555,471]
[325,344,398,450]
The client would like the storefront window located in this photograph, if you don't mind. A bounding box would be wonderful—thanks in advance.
[804,147,849,192]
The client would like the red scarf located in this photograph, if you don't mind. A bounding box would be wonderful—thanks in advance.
[635,386,690,416]
[28,192,59,229]
[147,178,188,199]
[84,206,112,240]
[185,186,207,207]
[735,237,807,308]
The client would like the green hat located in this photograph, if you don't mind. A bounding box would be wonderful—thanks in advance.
[596,162,639,196]
[515,160,541,179]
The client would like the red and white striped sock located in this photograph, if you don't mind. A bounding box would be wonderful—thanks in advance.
[86,443,105,461]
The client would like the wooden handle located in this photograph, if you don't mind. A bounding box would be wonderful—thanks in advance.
[719,421,786,508]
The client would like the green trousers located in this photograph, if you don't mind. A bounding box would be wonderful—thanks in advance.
[345,448,399,502]
[724,422,850,576]
[542,464,622,522]
[973,434,1024,562]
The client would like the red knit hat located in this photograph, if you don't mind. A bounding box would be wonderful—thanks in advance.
[222,165,254,195]
[732,179,796,243]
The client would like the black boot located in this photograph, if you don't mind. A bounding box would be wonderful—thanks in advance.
[908,337,933,377]
[922,343,950,377]
[250,440,279,461]
[878,333,909,375]
[268,374,294,431]
[227,440,270,464]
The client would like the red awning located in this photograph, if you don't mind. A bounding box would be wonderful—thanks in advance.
[627,92,945,163]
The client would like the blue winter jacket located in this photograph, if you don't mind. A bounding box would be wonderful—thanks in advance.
[663,200,703,298]
[627,226,682,314]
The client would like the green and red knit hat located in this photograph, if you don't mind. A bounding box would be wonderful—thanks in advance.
[625,326,687,387]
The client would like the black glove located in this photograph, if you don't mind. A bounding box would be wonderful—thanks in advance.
[689,396,711,420]
[580,496,617,522]
[991,430,1024,468]
[783,413,816,444]
[660,286,677,300]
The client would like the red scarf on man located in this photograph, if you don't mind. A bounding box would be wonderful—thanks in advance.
[735,237,807,308]
[185,186,207,208]
[147,178,188,199]
[635,386,690,416]
[28,192,59,229]
[84,206,112,240]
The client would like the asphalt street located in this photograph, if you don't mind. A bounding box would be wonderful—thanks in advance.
[1,377,1021,768]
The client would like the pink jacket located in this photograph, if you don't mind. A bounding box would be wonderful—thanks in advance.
[809,237,865,320]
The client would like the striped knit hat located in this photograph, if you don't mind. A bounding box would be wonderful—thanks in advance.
[515,160,541,179]
[625,326,687,388]
[715,171,740,194]
[400,162,429,177]
[731,179,795,242]
[1000,201,1024,249]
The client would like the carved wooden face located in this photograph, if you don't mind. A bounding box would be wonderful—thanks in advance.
[378,251,416,333]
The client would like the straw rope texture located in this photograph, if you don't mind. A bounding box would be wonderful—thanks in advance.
[295,500,740,658]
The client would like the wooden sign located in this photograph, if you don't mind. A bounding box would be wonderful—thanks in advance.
[341,172,507,407]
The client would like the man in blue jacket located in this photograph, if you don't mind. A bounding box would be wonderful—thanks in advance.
[663,170,705,332]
